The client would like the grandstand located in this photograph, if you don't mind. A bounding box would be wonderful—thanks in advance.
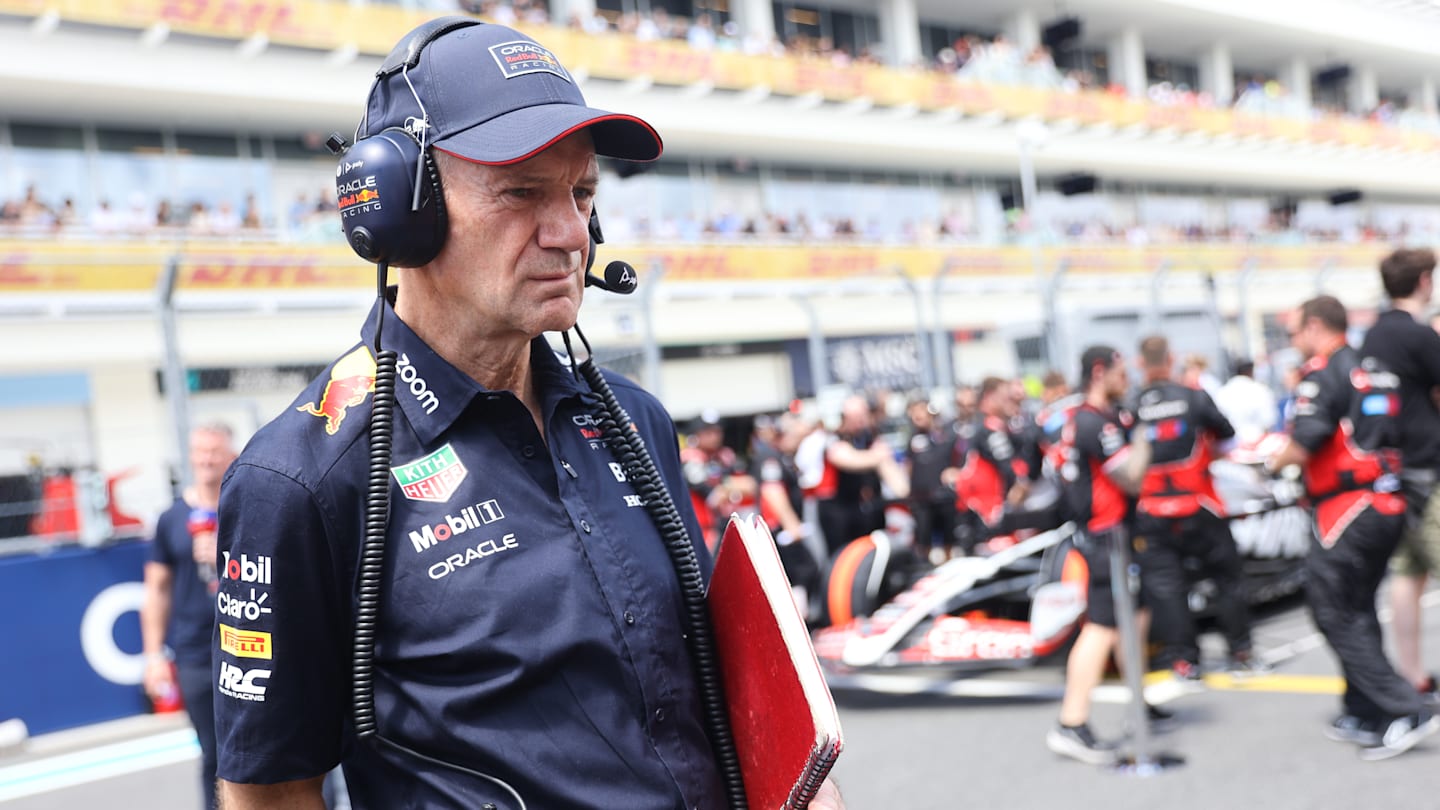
[0,0,1434,527]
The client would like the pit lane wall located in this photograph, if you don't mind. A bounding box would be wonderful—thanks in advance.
[0,539,151,735]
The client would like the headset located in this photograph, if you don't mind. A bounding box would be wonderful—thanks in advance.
[327,16,743,810]
[333,14,637,293]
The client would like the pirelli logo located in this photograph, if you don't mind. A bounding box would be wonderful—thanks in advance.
[219,623,272,660]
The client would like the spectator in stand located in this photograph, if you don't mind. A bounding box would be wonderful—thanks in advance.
[211,201,242,235]
[241,194,262,230]
[141,423,238,810]
[186,201,212,235]
[1214,359,1278,445]
[686,13,716,51]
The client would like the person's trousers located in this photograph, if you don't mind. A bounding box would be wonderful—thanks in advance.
[176,661,217,810]
[1304,505,1420,724]
[1134,510,1252,668]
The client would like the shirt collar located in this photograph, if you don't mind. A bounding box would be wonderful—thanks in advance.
[359,295,593,444]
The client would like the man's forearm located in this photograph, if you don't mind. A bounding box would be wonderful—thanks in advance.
[1110,432,1152,496]
[218,777,326,810]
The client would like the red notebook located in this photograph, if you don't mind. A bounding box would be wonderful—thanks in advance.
[709,514,843,810]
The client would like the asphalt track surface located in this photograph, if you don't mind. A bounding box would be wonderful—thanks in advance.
[4,589,1439,810]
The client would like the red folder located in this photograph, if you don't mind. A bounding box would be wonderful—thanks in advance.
[709,514,843,809]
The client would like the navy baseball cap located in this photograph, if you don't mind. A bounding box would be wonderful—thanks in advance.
[363,18,662,165]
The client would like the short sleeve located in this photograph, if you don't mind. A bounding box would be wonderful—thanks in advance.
[1195,390,1236,441]
[1289,369,1337,452]
[149,506,179,566]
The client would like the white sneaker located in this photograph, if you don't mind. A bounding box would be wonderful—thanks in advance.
[1358,712,1440,761]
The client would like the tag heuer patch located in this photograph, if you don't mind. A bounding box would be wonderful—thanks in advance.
[392,444,468,502]
[488,40,571,82]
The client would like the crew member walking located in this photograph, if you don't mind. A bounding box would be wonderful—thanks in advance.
[1046,346,1153,764]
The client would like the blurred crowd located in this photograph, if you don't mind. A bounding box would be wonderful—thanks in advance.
[456,0,1439,132]
[7,181,1433,247]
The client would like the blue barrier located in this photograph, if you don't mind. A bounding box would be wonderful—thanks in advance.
[0,540,153,735]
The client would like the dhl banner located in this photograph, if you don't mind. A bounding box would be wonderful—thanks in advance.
[1,0,1437,154]
[0,240,1391,294]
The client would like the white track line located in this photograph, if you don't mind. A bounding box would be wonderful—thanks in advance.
[0,728,198,801]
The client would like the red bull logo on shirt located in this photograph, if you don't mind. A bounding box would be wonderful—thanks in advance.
[392,443,468,502]
[297,347,376,435]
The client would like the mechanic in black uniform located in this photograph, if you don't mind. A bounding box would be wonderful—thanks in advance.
[904,396,961,563]
[1131,335,1257,679]
[1359,247,1440,701]
[1267,295,1438,761]
[1045,346,1153,765]
[751,412,821,615]
[947,377,1029,552]
[816,394,905,556]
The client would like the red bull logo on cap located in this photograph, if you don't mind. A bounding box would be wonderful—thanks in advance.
[297,347,377,435]
[488,40,571,82]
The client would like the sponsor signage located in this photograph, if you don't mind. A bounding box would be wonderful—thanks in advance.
[219,623,272,660]
[218,661,270,702]
[408,499,505,553]
[392,444,468,503]
[222,552,272,584]
[297,347,376,435]
[217,588,272,622]
[0,540,150,735]
[427,533,521,580]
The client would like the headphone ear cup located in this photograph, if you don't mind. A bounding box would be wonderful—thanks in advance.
[336,129,445,267]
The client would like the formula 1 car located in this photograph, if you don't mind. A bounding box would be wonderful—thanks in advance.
[813,435,1310,677]
[813,521,1089,675]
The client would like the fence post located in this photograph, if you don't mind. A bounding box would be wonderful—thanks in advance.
[158,254,191,496]
[931,258,957,400]
[640,258,667,400]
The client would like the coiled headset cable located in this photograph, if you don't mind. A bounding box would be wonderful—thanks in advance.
[565,326,748,810]
[349,272,738,809]
[351,263,529,809]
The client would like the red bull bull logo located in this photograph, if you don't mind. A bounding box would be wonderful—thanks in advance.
[337,188,380,210]
[297,347,377,435]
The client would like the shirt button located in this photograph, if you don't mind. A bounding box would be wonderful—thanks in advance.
[522,445,536,458]
[580,520,592,533]
[654,707,666,723]
[624,610,636,625]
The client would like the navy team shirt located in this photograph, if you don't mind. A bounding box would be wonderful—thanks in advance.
[213,298,723,810]
[149,498,218,667]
